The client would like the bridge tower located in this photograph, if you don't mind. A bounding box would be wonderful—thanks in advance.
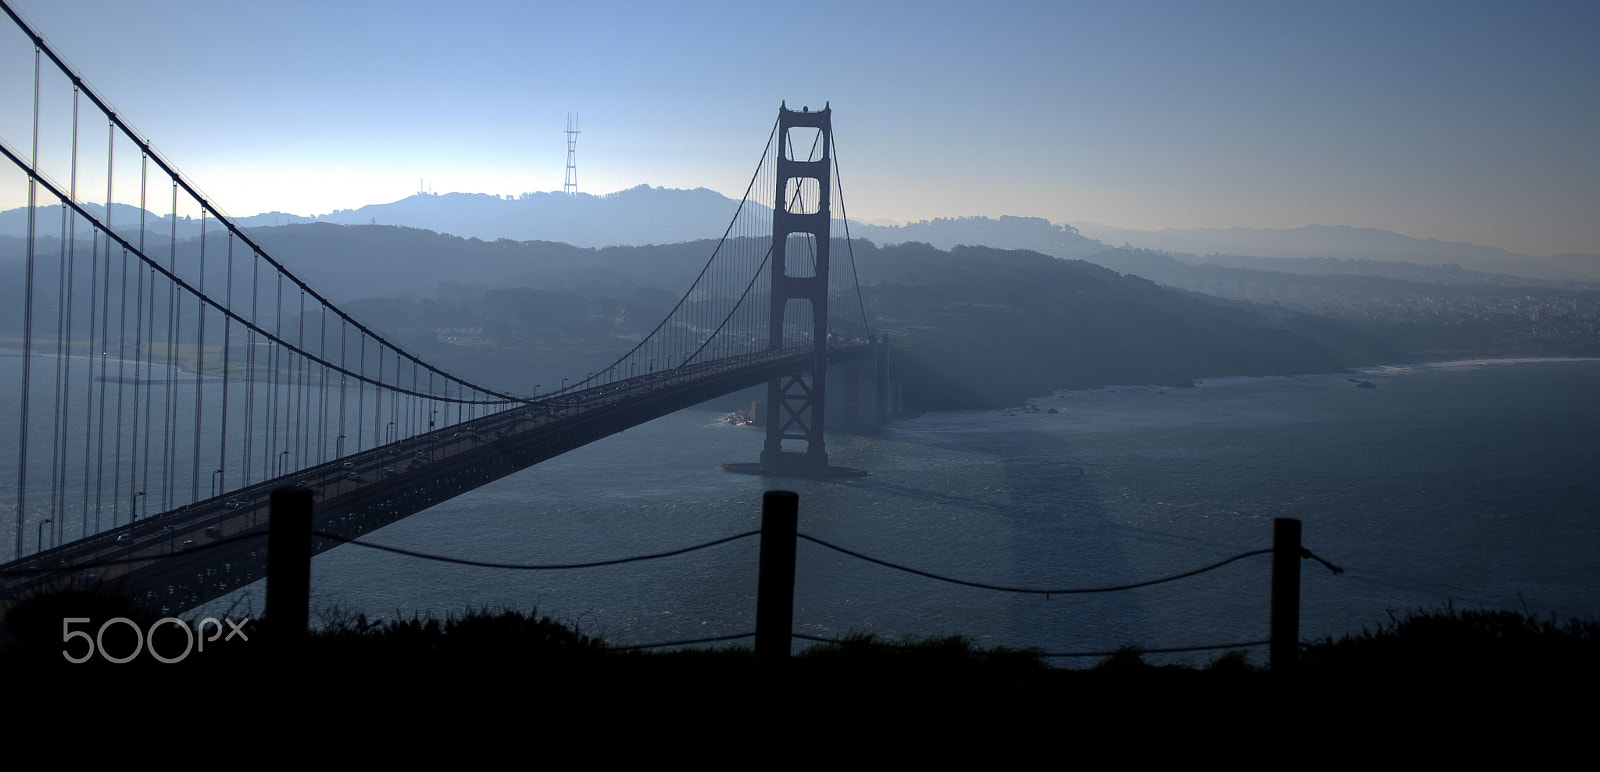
[759,104,833,477]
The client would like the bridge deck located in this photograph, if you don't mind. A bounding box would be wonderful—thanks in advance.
[1,344,875,615]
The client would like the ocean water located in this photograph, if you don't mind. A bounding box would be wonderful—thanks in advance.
[186,357,1600,665]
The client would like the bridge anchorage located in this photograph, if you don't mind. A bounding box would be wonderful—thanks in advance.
[723,104,868,479]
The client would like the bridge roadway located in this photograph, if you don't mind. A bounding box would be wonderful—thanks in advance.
[1,343,875,616]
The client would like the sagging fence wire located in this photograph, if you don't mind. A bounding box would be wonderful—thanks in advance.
[309,529,761,571]
[788,632,1274,660]
[299,525,1319,655]
[4,498,1342,662]
[314,528,1326,596]
[804,536,1285,595]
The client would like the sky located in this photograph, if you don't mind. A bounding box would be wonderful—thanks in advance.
[1,0,1596,257]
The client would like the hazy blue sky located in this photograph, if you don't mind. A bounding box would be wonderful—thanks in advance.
[3,0,1596,256]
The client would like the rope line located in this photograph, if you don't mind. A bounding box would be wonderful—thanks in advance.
[608,632,755,651]
[1036,640,1273,658]
[1303,548,1344,574]
[310,529,761,570]
[789,632,1271,660]
[800,534,1275,594]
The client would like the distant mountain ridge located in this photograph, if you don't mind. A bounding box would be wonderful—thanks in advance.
[237,185,751,248]
[4,186,1593,280]
[1070,222,1596,281]
[847,215,1108,261]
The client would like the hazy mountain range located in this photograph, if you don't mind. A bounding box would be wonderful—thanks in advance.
[3,186,1596,282]
[1068,222,1597,282]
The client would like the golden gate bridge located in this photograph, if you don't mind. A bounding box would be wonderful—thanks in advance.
[0,2,884,614]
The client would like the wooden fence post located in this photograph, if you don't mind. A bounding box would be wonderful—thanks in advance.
[267,489,313,647]
[1270,517,1302,677]
[755,490,799,669]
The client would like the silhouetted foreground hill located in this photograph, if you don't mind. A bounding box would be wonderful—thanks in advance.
[3,597,1592,740]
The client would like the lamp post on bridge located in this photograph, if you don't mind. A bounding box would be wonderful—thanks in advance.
[131,491,144,524]
[212,469,223,498]
[37,518,53,553]
[337,434,346,459]
[278,450,290,478]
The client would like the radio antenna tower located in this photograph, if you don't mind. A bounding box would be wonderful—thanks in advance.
[564,113,580,195]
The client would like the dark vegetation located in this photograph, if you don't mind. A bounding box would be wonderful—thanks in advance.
[3,588,1592,735]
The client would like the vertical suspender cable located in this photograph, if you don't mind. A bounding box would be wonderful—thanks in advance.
[830,134,871,341]
[51,86,81,545]
[244,251,258,485]
[137,151,151,519]
[271,271,282,477]
[299,290,310,464]
[318,305,328,463]
[295,289,306,469]
[221,232,232,489]
[164,180,177,510]
[15,45,41,557]
[338,320,347,457]
[96,122,115,528]
[111,245,127,524]
[193,211,207,502]
[358,335,367,452]
[87,219,103,532]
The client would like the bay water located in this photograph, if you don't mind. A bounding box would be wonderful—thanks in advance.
[192,357,1600,665]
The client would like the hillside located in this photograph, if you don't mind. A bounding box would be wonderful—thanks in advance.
[232,228,1401,408]
[855,242,1394,409]
[18,217,1584,409]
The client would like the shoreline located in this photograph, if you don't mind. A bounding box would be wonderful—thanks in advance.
[1006,355,1600,410]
